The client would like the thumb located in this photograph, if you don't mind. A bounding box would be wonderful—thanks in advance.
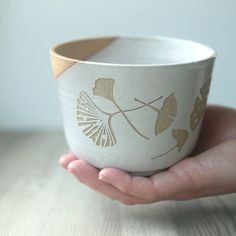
[151,138,236,200]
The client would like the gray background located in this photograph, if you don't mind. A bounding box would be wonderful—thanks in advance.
[0,0,235,131]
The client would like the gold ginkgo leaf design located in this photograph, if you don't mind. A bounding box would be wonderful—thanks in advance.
[200,79,211,103]
[151,129,189,159]
[93,78,115,102]
[155,93,177,135]
[77,79,165,147]
[77,91,117,147]
[190,79,211,131]
[190,97,205,131]
[77,77,183,149]
[172,129,189,151]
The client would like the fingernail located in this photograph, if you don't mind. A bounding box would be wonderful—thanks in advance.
[98,174,105,180]
[59,159,66,169]
[67,166,75,173]
[98,173,109,182]
[67,164,85,183]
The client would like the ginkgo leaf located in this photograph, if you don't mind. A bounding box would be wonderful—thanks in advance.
[161,93,177,117]
[155,93,177,135]
[155,112,174,135]
[92,78,115,102]
[190,96,205,131]
[200,79,211,103]
[189,79,211,131]
[172,129,189,151]
[77,91,117,147]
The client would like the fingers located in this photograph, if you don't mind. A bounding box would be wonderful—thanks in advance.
[99,138,236,201]
[67,160,149,205]
[60,137,236,203]
[152,138,236,200]
[97,156,204,201]
[99,168,158,201]
[59,153,77,169]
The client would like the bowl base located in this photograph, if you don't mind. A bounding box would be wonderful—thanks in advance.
[128,167,168,177]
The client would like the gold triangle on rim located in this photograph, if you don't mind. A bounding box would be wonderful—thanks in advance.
[50,55,75,78]
[50,37,117,79]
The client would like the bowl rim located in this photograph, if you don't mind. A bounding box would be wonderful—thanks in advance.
[50,35,217,68]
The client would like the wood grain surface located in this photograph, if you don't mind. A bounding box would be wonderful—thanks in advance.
[0,133,235,236]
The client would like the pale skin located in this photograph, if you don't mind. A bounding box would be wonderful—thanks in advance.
[59,105,236,205]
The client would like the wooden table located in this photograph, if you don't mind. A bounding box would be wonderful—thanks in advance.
[0,133,235,236]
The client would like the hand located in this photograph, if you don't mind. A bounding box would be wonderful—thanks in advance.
[59,105,236,205]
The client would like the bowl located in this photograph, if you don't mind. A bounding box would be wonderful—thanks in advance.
[50,36,216,176]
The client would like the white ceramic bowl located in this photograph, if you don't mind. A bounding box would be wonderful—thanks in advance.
[50,36,216,176]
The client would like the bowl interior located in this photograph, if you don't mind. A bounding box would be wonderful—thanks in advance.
[52,36,216,66]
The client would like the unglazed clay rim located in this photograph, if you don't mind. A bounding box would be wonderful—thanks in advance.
[50,35,217,68]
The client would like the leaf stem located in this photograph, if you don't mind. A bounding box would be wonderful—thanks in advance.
[112,101,149,140]
[134,98,160,112]
[151,145,177,159]
[112,96,162,116]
